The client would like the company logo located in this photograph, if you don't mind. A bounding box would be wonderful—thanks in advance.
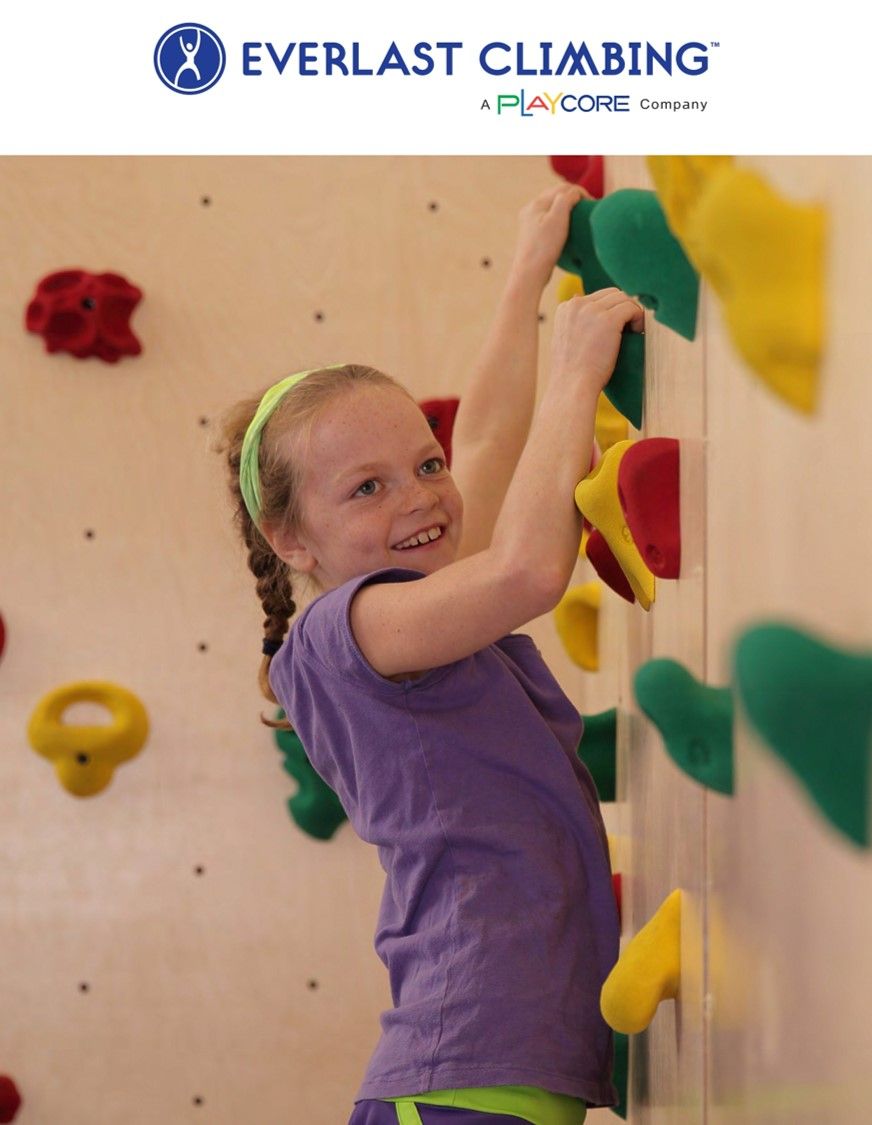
[154,23,226,94]
[494,91,631,115]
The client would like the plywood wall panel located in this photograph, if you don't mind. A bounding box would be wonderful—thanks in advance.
[588,157,708,1125]
[1,156,591,1125]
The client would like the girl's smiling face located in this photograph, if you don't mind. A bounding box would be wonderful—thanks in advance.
[279,384,463,591]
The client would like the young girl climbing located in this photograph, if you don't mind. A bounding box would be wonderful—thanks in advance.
[220,183,644,1125]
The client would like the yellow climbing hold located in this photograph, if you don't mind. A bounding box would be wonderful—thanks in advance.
[645,155,734,262]
[595,393,629,453]
[28,681,149,797]
[647,157,825,414]
[574,440,656,610]
[687,166,825,414]
[556,272,584,302]
[553,582,601,671]
[600,888,682,1034]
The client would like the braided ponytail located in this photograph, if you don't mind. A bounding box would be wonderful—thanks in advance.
[217,364,406,728]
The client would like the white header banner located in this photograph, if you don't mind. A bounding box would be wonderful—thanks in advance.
[1,1,864,154]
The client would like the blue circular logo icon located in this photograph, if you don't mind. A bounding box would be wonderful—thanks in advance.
[154,23,226,94]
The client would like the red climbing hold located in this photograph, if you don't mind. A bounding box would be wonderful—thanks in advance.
[25,269,143,363]
[549,155,605,199]
[612,873,623,927]
[586,530,636,604]
[0,1075,21,1123]
[418,397,460,468]
[617,438,681,578]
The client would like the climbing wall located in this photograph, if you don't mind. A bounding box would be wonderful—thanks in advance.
[3,154,868,1125]
[0,156,577,1125]
[584,156,871,1125]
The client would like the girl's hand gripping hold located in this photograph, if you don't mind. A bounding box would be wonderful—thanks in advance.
[549,287,645,398]
[509,182,590,291]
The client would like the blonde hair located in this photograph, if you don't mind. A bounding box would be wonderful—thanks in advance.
[217,364,409,727]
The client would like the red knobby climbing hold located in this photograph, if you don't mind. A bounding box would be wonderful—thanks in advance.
[618,438,681,578]
[25,269,143,363]
[418,397,460,468]
[550,155,605,199]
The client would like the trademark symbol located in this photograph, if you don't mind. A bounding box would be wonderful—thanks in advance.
[711,41,720,47]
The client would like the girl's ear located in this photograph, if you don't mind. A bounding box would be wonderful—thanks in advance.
[261,522,318,574]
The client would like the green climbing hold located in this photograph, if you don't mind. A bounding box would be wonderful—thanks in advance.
[605,332,644,430]
[274,715,347,840]
[613,1030,629,1119]
[734,623,872,848]
[633,659,734,795]
[558,197,646,428]
[577,708,617,802]
[591,188,700,341]
[558,197,614,292]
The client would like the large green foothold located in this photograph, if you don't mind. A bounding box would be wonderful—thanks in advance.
[274,715,347,841]
[612,1030,629,1119]
[591,188,700,341]
[633,659,734,795]
[577,708,617,802]
[558,198,646,428]
[734,624,872,849]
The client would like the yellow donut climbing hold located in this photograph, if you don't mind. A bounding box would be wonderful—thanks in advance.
[28,681,149,797]
[553,582,601,671]
[574,441,656,610]
[601,888,682,1034]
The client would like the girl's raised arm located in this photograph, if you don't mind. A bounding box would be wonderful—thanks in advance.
[351,288,644,678]
[450,183,586,559]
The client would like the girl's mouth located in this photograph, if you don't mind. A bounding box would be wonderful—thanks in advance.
[392,525,444,551]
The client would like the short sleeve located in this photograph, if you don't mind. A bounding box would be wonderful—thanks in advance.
[269,567,430,704]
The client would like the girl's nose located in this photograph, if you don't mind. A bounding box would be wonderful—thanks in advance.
[404,478,439,513]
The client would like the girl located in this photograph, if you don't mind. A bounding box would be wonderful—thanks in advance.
[220,183,644,1125]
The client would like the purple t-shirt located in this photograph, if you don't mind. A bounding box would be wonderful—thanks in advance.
[269,568,619,1107]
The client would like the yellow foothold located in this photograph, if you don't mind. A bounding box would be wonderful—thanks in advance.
[600,889,682,1034]
[574,441,656,610]
[594,393,629,453]
[688,166,825,413]
[578,525,591,559]
[28,681,149,797]
[556,272,584,302]
[553,582,601,671]
[645,155,734,256]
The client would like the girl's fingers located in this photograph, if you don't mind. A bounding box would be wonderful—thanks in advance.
[616,301,646,333]
[535,182,583,213]
[584,287,626,306]
[564,288,645,330]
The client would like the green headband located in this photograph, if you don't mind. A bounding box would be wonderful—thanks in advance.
[239,366,342,527]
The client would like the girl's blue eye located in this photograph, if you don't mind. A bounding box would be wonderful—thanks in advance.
[354,479,379,497]
[421,457,445,474]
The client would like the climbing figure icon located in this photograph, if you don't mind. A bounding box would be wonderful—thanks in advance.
[173,28,202,87]
[154,23,226,94]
